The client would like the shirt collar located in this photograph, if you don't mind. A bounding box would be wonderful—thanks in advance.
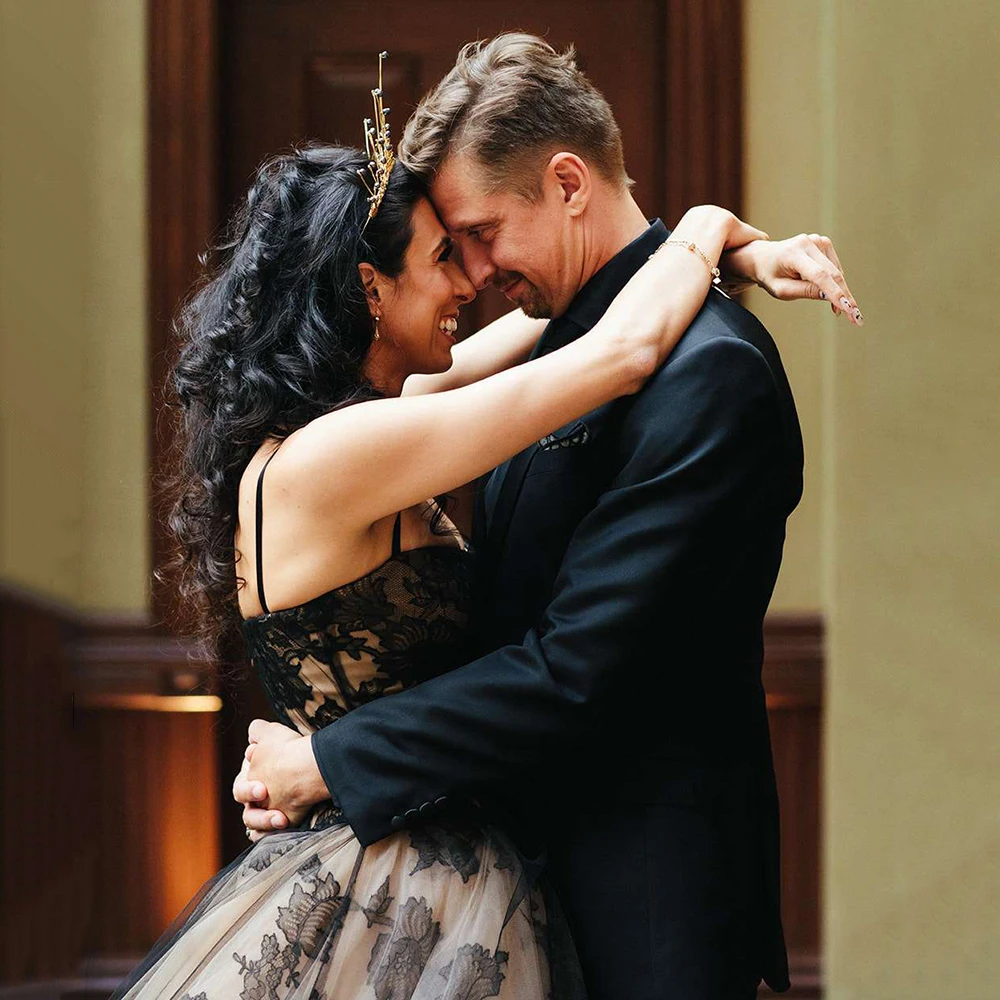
[534,219,669,357]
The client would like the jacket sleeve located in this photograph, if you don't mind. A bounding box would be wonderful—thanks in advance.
[311,336,785,846]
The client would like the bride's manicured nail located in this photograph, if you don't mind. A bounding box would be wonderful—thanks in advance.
[840,297,852,310]
[271,815,285,828]
[853,308,864,325]
[252,783,265,798]
[819,291,827,300]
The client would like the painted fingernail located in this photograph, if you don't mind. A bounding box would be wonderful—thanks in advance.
[271,815,285,829]
[819,291,826,300]
[853,309,864,325]
[252,783,265,798]
[840,297,852,310]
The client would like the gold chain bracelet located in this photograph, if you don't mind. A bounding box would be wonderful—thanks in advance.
[649,239,722,285]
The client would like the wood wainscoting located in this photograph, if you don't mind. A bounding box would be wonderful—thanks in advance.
[0,582,823,994]
[0,583,220,985]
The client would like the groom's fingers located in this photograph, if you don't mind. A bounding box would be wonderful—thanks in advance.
[233,774,268,804]
[247,718,270,743]
[243,804,290,834]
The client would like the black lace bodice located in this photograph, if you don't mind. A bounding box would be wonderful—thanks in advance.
[241,545,474,736]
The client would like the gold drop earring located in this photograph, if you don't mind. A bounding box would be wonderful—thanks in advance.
[373,313,381,341]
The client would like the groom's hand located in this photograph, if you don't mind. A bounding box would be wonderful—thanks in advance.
[233,752,290,843]
[235,720,329,842]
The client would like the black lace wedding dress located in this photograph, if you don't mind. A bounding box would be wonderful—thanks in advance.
[111,448,583,1000]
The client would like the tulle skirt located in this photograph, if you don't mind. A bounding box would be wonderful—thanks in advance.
[110,814,585,999]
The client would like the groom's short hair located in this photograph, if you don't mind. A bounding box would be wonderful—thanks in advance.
[400,33,631,198]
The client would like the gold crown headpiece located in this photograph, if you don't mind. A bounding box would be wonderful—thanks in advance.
[358,51,396,229]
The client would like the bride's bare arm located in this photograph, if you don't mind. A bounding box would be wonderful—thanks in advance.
[289,206,754,528]
[402,309,548,397]
[404,227,864,404]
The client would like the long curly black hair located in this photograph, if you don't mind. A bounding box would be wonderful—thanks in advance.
[158,144,427,655]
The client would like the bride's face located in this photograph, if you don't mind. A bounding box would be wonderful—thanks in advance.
[363,198,476,387]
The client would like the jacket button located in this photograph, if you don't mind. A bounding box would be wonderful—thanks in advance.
[419,801,435,817]
[390,814,405,832]
[404,808,419,825]
[434,796,448,807]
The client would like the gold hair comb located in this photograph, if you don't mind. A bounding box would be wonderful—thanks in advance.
[358,51,395,228]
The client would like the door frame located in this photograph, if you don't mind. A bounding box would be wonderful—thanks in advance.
[146,1,745,631]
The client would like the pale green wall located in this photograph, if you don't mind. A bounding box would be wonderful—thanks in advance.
[746,2,1000,996]
[0,0,148,612]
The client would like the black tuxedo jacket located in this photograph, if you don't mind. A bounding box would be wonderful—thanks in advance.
[313,221,799,998]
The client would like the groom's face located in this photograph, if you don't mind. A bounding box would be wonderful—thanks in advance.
[429,154,578,319]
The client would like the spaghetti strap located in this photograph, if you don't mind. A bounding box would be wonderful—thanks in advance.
[391,510,403,558]
[254,445,282,615]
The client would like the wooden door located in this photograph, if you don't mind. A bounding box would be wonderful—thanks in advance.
[210,0,747,860]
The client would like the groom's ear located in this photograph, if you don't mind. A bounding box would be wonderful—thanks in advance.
[547,152,591,216]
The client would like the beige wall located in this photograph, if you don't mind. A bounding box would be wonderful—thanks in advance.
[746,1,1000,996]
[0,0,148,612]
[744,0,827,614]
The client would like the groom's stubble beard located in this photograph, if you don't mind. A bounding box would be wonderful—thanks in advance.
[493,270,553,319]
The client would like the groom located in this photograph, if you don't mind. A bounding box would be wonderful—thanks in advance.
[237,34,816,998]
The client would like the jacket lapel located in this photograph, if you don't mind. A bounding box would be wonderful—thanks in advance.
[484,442,538,539]
[482,314,577,539]
[480,219,671,553]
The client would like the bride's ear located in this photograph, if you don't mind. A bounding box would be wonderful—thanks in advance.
[357,262,382,318]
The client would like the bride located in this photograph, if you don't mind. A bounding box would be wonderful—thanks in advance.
[112,72,857,1000]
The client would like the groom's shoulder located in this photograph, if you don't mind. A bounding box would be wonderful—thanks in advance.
[617,290,803,470]
[668,287,780,370]
[624,289,796,424]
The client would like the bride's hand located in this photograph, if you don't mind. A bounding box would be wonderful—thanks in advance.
[724,233,864,325]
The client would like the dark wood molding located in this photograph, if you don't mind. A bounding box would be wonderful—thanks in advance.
[763,613,825,957]
[147,0,220,629]
[72,630,217,709]
[763,611,825,708]
[69,607,830,706]
[0,581,216,706]
[761,951,822,997]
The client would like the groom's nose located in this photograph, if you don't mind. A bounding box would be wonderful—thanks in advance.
[460,243,496,291]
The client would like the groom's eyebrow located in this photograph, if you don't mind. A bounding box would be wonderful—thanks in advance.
[452,216,497,235]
